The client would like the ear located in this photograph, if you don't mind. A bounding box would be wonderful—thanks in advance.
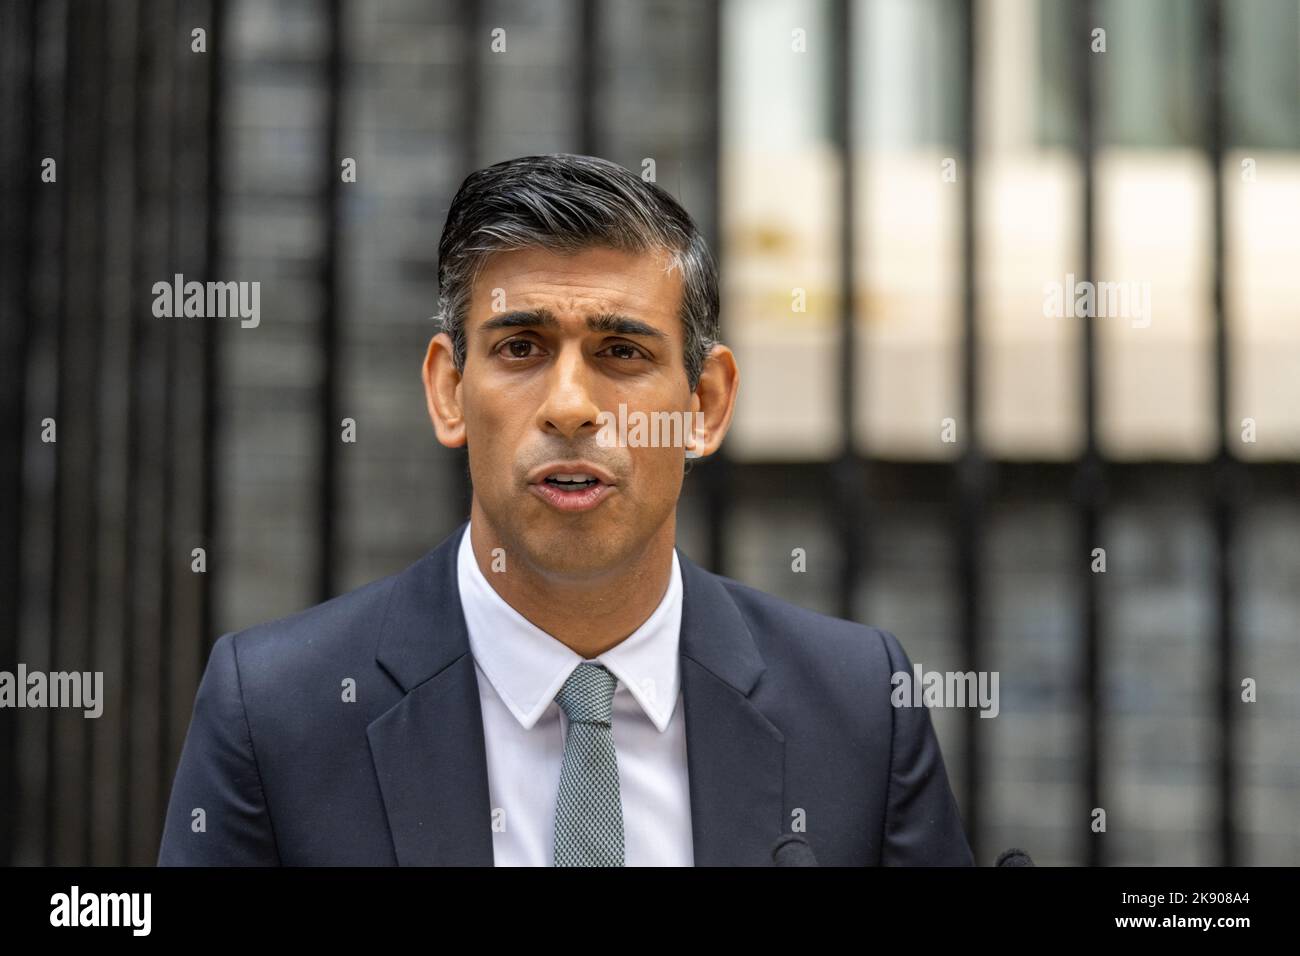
[688,343,739,458]
[422,332,467,448]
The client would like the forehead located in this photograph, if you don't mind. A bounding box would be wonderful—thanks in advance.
[469,245,684,326]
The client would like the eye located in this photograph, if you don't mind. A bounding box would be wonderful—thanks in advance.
[600,341,646,361]
[497,338,543,359]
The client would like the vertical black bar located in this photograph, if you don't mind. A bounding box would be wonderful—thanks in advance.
[42,0,76,867]
[79,0,111,866]
[0,0,40,868]
[1073,0,1104,868]
[137,0,179,866]
[120,0,153,865]
[578,0,598,156]
[41,0,110,864]
[317,0,344,602]
[89,0,142,865]
[1203,0,1236,868]
[447,0,482,525]
[155,0,185,842]
[152,0,212,862]
[201,0,227,661]
[955,0,984,865]
[702,0,728,576]
[830,0,863,621]
[118,0,141,865]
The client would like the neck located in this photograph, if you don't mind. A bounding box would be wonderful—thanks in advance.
[468,501,675,659]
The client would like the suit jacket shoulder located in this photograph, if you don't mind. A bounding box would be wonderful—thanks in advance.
[158,549,463,866]
[694,566,975,866]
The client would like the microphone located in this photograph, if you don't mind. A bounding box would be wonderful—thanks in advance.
[994,847,1035,867]
[771,834,819,866]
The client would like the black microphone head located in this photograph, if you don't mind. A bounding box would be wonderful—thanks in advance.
[994,847,1035,867]
[771,834,820,867]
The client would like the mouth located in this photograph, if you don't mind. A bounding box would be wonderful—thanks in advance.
[527,463,616,513]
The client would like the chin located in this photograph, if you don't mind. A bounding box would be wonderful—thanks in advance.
[529,544,625,579]
[520,522,633,577]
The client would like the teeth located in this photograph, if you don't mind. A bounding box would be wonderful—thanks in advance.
[550,473,595,483]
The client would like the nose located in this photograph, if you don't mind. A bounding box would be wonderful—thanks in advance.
[536,345,602,440]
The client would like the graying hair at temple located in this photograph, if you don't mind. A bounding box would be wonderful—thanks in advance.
[434,154,720,391]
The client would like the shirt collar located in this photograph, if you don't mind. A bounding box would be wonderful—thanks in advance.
[456,524,682,733]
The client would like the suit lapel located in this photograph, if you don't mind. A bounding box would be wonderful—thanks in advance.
[677,551,787,866]
[367,522,495,865]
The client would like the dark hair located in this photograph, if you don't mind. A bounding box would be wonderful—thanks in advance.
[434,154,719,390]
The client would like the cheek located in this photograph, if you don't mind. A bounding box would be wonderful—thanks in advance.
[463,393,519,483]
[466,389,517,447]
[632,446,684,497]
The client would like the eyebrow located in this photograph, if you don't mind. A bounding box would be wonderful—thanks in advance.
[478,308,668,340]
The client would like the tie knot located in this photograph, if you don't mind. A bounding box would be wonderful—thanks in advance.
[555,663,617,725]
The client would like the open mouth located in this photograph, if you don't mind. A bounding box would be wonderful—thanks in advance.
[543,474,600,490]
[529,466,615,513]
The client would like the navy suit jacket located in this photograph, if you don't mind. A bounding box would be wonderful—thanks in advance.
[158,521,975,866]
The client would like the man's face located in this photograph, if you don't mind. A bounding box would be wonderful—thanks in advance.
[456,244,696,578]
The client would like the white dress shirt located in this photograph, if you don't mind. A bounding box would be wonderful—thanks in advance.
[456,525,695,866]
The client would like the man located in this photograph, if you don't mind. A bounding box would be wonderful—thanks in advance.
[158,153,974,867]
